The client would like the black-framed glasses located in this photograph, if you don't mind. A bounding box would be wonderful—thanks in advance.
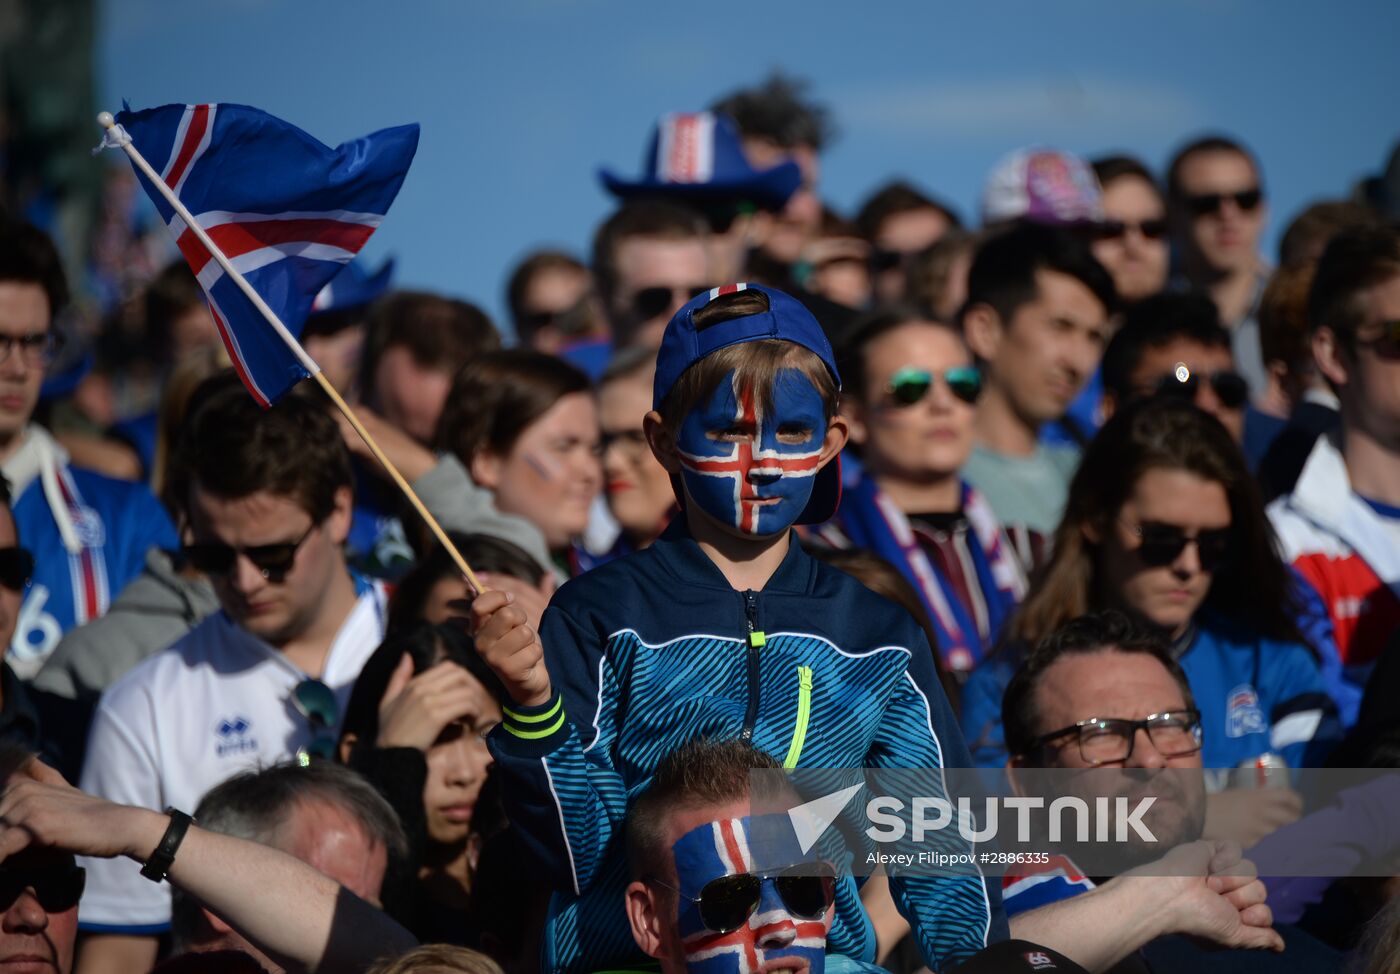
[0,547,34,591]
[1027,709,1203,765]
[1093,218,1168,241]
[1149,363,1249,410]
[630,284,712,321]
[1183,188,1263,217]
[182,524,317,583]
[0,864,86,913]
[0,332,64,368]
[886,366,982,407]
[647,862,836,935]
[292,677,338,765]
[1121,518,1232,572]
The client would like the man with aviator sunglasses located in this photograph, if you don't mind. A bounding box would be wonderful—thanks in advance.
[625,739,844,974]
[1167,136,1272,398]
[76,377,388,974]
[1101,293,1257,448]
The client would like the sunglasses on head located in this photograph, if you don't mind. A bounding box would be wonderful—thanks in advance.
[1184,188,1263,217]
[630,284,712,322]
[182,524,316,583]
[650,863,836,935]
[1151,364,1249,410]
[1122,519,1232,572]
[1093,218,1168,241]
[0,547,34,592]
[0,864,85,913]
[291,677,339,766]
[886,366,982,407]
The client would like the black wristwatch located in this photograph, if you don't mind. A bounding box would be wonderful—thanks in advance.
[140,808,194,883]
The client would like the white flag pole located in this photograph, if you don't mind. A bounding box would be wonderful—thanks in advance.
[96,111,484,594]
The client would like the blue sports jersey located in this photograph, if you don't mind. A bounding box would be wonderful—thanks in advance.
[10,464,176,677]
[488,518,1007,973]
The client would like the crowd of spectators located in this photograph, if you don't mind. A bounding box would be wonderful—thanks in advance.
[0,72,1398,973]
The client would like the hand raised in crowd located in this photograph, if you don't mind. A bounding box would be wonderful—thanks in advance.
[1149,840,1283,952]
[468,589,553,708]
[1202,787,1304,848]
[0,757,166,863]
[334,405,437,484]
[376,654,490,752]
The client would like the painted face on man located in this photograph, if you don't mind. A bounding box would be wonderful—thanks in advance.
[671,815,832,974]
[676,369,826,536]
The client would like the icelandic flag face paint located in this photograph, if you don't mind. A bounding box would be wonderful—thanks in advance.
[676,369,827,536]
[670,815,830,974]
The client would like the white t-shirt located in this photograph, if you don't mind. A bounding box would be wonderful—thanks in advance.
[76,583,387,931]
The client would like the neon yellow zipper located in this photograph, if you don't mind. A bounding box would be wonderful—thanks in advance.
[783,666,814,769]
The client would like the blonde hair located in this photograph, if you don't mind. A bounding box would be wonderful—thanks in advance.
[1356,894,1400,974]
[366,945,505,974]
[660,339,837,432]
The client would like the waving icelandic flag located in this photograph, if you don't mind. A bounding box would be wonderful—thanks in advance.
[112,103,418,405]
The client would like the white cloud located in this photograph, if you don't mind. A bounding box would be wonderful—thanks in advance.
[831,75,1199,139]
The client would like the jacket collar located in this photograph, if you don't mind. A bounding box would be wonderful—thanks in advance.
[1289,430,1352,533]
[652,516,816,594]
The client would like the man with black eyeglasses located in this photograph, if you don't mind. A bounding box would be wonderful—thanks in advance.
[993,612,1355,972]
[1167,136,1272,399]
[74,373,387,974]
[0,221,176,678]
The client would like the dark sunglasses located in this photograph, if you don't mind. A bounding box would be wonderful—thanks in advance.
[182,524,316,583]
[1355,319,1400,360]
[0,865,85,913]
[1122,519,1232,571]
[1093,218,1168,241]
[292,677,339,765]
[650,863,836,934]
[631,284,712,322]
[1151,364,1249,410]
[0,547,34,591]
[887,366,982,407]
[517,309,565,335]
[870,248,916,273]
[1183,188,1263,217]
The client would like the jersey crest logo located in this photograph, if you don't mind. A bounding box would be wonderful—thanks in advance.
[1225,683,1266,738]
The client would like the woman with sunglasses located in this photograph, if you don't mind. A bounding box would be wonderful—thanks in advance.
[960,396,1341,777]
[808,312,1026,683]
[338,622,508,948]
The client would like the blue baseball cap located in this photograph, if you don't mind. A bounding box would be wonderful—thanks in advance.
[653,282,842,525]
[600,112,802,212]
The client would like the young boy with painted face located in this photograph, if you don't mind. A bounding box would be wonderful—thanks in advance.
[472,284,1006,973]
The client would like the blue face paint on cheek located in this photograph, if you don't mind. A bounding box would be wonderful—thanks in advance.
[675,368,827,536]
[669,815,830,974]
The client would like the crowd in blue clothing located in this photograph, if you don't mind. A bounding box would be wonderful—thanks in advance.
[2,73,1400,974]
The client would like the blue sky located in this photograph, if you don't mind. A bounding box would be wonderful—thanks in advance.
[100,0,1400,330]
